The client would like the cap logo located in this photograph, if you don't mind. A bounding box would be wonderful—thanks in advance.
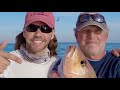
[27,12,47,17]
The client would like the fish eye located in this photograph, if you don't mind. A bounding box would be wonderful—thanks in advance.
[80,60,86,66]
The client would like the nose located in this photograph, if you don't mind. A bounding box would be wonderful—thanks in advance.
[87,31,96,39]
[34,28,43,37]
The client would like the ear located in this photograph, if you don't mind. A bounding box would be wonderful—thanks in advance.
[51,30,55,40]
[23,30,25,38]
[75,30,78,39]
[74,29,80,43]
[22,26,26,38]
[105,32,109,41]
[106,32,108,38]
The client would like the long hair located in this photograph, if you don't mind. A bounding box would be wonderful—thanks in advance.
[14,32,58,57]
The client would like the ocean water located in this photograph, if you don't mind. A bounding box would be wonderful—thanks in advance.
[3,43,120,58]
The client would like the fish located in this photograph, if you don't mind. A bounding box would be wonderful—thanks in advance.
[58,45,97,78]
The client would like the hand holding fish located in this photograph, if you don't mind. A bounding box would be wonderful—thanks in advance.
[58,45,97,78]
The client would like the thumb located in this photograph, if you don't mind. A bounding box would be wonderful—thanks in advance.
[0,40,8,50]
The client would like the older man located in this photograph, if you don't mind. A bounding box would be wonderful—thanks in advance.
[52,12,120,78]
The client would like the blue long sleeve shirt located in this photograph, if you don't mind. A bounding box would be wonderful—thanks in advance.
[89,51,120,78]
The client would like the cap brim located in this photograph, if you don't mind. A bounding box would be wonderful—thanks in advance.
[76,21,108,31]
[25,16,54,29]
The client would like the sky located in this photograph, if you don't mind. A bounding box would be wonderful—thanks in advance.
[0,12,120,43]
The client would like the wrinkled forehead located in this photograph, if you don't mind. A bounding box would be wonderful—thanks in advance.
[80,25,103,30]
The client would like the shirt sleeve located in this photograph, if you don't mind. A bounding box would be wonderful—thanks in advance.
[116,60,120,78]
[52,59,61,72]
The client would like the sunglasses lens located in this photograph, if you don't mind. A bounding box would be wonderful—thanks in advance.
[41,25,52,33]
[93,14,106,23]
[79,14,90,23]
[78,14,106,24]
[26,24,52,33]
[26,24,38,32]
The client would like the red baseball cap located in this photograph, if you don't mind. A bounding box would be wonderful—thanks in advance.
[24,12,55,30]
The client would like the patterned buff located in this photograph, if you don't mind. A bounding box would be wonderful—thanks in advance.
[19,44,50,64]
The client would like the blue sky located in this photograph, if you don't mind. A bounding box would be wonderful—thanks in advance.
[0,12,120,43]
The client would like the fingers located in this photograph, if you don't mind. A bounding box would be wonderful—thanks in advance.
[0,40,8,50]
[0,40,22,74]
[0,40,22,64]
[0,56,10,74]
[0,69,4,74]
[50,72,60,78]
[0,63,8,70]
[0,51,22,64]
[112,49,120,57]
[0,56,10,66]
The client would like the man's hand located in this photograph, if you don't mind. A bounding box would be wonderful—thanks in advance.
[0,40,22,74]
[111,49,120,57]
[50,71,60,78]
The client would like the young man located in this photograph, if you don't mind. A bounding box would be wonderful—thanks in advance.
[0,12,61,78]
[52,12,120,78]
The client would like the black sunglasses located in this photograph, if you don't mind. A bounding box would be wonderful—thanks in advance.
[26,24,53,33]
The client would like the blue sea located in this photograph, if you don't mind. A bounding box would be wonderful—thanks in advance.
[3,43,120,58]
